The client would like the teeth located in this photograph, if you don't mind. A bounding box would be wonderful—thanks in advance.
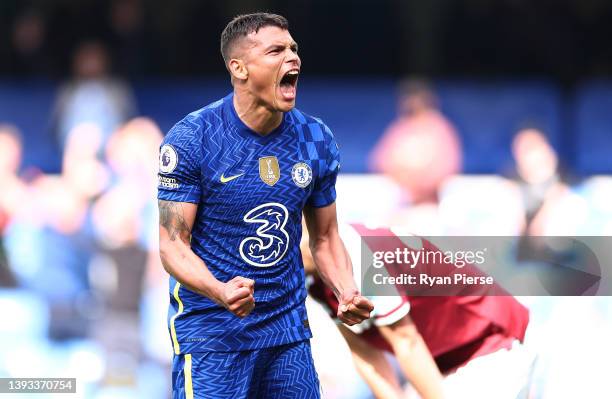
[287,71,299,76]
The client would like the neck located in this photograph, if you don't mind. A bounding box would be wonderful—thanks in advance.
[233,90,283,135]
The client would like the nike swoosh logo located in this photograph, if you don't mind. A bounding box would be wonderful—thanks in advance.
[220,173,244,183]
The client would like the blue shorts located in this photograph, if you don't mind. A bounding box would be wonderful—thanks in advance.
[172,340,321,399]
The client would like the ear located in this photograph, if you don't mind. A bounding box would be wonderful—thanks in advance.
[228,58,248,81]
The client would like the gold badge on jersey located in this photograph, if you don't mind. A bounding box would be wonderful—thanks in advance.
[259,156,280,186]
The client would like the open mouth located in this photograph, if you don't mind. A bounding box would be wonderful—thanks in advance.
[279,69,299,100]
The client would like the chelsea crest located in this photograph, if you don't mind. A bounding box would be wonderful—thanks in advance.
[291,162,312,188]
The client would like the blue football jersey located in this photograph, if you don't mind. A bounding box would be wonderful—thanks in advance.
[158,93,340,353]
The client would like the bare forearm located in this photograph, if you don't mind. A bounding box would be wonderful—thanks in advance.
[380,320,445,399]
[304,203,373,324]
[158,199,255,318]
[158,199,223,303]
[352,353,403,399]
[395,338,444,399]
[311,235,357,299]
[160,240,223,303]
[339,326,403,399]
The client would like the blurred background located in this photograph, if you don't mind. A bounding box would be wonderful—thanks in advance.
[1,0,612,398]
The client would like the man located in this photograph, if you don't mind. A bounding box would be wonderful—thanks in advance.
[305,224,533,399]
[157,13,373,399]
[369,80,461,205]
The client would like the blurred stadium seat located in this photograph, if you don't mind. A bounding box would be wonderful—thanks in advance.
[0,81,60,172]
[0,289,49,343]
[436,81,563,174]
[2,79,578,176]
[575,176,612,235]
[439,175,525,235]
[573,80,612,175]
[2,3,612,398]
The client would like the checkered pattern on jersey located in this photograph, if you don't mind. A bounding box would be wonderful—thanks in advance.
[290,111,340,207]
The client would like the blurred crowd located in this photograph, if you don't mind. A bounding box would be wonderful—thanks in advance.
[0,70,166,394]
[3,0,149,78]
[0,66,600,398]
[1,8,611,396]
[361,79,575,241]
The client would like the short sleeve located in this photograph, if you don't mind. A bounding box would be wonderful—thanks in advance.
[371,297,410,327]
[307,123,340,208]
[338,223,411,328]
[157,121,202,203]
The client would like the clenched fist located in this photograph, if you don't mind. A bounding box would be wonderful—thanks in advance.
[338,293,374,326]
[219,276,255,318]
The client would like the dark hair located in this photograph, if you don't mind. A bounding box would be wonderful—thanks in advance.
[397,77,437,108]
[220,13,289,63]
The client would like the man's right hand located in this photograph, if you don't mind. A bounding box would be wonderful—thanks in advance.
[218,276,255,318]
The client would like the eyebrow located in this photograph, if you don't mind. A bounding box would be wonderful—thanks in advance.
[263,42,298,52]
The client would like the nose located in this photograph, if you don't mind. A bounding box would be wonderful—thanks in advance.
[285,48,300,66]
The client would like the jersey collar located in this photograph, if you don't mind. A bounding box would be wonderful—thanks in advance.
[225,93,289,140]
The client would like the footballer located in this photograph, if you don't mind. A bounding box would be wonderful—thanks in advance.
[305,224,533,399]
[157,13,373,399]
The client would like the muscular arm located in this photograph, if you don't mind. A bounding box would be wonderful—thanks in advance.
[303,203,353,298]
[339,317,445,399]
[303,203,373,325]
[159,200,220,299]
[378,316,445,399]
[159,200,254,317]
[338,325,404,399]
